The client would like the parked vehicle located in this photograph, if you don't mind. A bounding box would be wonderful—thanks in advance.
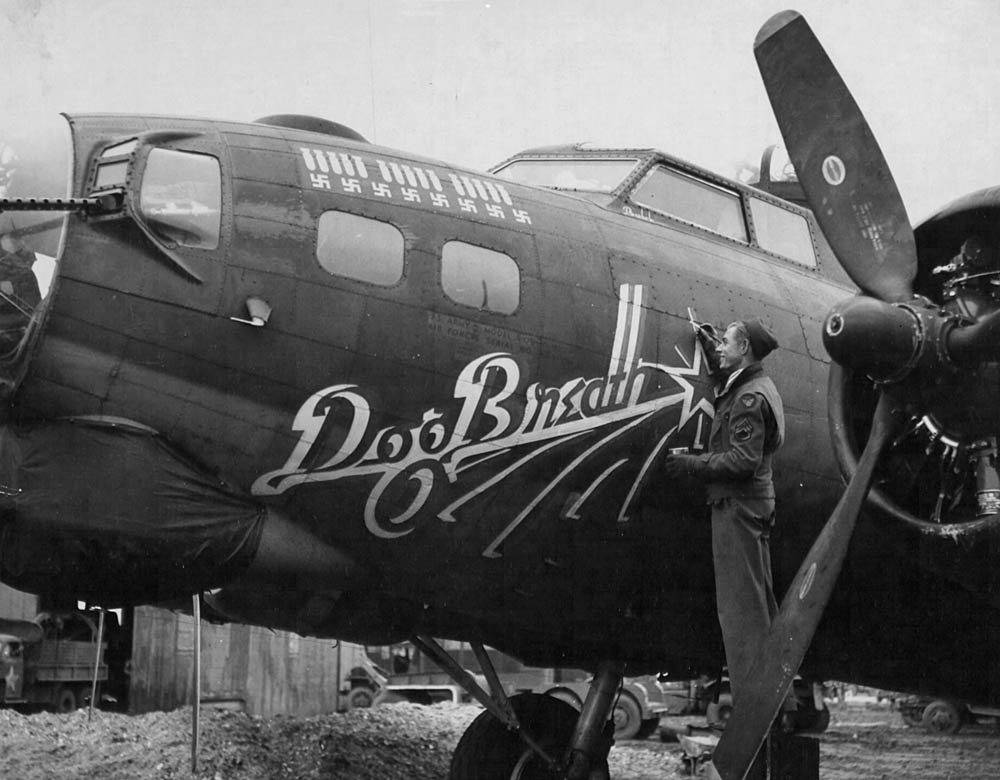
[533,673,690,740]
[0,610,112,712]
[658,675,831,740]
[898,695,1000,735]
[366,641,679,740]
[342,654,389,710]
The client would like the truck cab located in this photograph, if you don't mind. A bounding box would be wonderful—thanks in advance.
[0,610,108,712]
[1,630,27,703]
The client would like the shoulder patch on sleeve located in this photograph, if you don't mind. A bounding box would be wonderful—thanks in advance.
[739,393,759,408]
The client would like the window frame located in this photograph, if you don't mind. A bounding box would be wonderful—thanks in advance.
[629,164,749,243]
[492,156,641,192]
[315,209,406,288]
[440,239,521,315]
[137,147,223,251]
[746,194,819,269]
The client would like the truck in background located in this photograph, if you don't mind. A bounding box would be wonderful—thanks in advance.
[364,641,696,740]
[361,642,831,741]
[0,610,119,712]
[898,694,1000,735]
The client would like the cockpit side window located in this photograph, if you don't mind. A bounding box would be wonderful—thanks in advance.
[441,241,520,314]
[630,165,748,242]
[139,149,221,250]
[747,196,817,267]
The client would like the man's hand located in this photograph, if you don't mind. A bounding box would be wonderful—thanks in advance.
[691,321,723,377]
[693,321,719,346]
[663,453,700,481]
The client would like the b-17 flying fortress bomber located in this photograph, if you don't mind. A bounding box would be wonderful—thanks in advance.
[0,10,998,780]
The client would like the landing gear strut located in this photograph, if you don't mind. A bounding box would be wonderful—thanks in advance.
[562,660,620,780]
[411,636,619,779]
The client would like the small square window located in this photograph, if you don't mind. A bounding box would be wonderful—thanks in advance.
[317,211,404,286]
[442,241,519,314]
[95,160,128,189]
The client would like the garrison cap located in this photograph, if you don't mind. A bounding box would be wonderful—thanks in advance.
[743,319,778,360]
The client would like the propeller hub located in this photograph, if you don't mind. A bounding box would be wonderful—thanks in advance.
[822,297,936,382]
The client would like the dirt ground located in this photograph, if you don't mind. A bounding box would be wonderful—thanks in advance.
[1,698,998,779]
[651,702,1000,780]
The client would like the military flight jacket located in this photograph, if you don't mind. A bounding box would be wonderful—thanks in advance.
[690,363,785,501]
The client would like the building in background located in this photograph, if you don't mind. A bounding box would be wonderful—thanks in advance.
[0,583,366,717]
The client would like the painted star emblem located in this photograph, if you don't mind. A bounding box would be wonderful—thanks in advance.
[5,662,20,693]
[640,335,716,432]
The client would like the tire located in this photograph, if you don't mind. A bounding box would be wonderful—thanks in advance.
[612,693,643,740]
[347,686,376,709]
[922,699,963,735]
[635,716,661,740]
[449,693,609,780]
[55,686,77,713]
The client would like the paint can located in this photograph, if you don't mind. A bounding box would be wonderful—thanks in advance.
[978,490,1000,517]
[976,438,1000,517]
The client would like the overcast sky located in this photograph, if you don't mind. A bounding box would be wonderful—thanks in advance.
[2,0,997,222]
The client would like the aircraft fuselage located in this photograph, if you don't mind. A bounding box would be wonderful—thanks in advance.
[0,113,997,705]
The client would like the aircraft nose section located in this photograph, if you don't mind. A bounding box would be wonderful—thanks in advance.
[0,114,72,394]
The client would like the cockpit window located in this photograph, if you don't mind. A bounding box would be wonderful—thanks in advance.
[0,114,71,360]
[493,158,639,192]
[139,149,221,249]
[631,165,748,242]
[748,196,817,267]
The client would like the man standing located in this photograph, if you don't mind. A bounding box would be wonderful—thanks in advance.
[664,319,784,711]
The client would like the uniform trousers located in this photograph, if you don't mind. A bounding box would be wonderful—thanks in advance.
[711,495,777,707]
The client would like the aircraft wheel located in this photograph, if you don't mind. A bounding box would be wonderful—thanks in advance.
[449,693,609,780]
[544,687,581,710]
[612,693,643,740]
[55,686,77,713]
[922,699,963,735]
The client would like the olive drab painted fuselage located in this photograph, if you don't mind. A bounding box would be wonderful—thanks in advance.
[0,113,997,704]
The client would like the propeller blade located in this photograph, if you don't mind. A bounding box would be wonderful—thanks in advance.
[754,11,916,303]
[708,394,898,780]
